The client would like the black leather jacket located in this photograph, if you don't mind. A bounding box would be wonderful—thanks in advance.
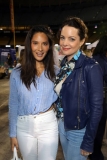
[60,53,103,152]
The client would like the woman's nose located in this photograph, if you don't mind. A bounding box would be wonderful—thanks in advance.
[38,44,43,51]
[62,39,68,46]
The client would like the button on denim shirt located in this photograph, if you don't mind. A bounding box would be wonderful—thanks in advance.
[9,66,59,137]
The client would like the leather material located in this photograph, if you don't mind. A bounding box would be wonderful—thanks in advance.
[60,53,103,152]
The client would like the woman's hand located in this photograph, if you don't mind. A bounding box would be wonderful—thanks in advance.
[10,137,19,151]
[81,149,92,156]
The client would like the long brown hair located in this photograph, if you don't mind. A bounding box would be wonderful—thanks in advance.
[20,25,55,89]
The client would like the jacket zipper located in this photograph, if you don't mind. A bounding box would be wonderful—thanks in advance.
[77,68,82,129]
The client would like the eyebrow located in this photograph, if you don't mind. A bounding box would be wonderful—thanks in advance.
[60,35,76,38]
[31,40,49,43]
[68,36,76,39]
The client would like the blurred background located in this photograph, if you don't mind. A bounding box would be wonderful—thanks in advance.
[0,0,107,47]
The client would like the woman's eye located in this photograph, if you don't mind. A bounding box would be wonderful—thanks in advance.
[60,37,64,40]
[70,38,75,41]
[43,43,48,46]
[32,42,38,45]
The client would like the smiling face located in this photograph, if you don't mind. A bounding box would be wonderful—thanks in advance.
[60,25,85,61]
[31,32,50,62]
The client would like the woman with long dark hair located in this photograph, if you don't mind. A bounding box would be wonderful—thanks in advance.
[9,25,59,160]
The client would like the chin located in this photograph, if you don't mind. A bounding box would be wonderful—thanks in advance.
[36,58,44,62]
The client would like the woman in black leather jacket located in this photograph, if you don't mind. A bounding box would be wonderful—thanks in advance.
[54,17,103,160]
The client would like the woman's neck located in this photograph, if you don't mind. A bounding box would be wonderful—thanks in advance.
[36,61,45,77]
[67,55,74,62]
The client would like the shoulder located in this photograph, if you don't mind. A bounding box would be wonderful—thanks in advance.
[83,57,103,80]
[10,68,21,79]
[80,54,102,75]
[78,52,99,69]
[83,54,99,67]
[54,65,60,75]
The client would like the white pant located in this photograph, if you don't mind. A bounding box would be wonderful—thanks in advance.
[17,109,58,160]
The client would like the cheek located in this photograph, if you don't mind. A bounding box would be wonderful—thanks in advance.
[45,46,49,52]
[31,44,35,51]
[72,42,81,49]
[59,40,62,45]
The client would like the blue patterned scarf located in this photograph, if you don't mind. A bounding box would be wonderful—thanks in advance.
[54,50,81,118]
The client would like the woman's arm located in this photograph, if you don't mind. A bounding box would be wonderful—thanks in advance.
[9,70,19,138]
[81,63,103,152]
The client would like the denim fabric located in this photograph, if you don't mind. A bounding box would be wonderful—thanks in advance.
[17,109,58,160]
[58,118,87,160]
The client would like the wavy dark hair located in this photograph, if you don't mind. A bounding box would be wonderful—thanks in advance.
[57,16,88,50]
[20,25,55,89]
[93,35,107,57]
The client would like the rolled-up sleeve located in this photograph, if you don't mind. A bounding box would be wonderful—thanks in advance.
[8,70,19,137]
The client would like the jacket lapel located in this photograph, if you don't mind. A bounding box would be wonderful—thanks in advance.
[63,53,86,84]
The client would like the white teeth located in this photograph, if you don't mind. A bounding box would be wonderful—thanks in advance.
[37,53,43,57]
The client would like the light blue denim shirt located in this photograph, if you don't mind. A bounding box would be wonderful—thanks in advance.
[9,65,59,137]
